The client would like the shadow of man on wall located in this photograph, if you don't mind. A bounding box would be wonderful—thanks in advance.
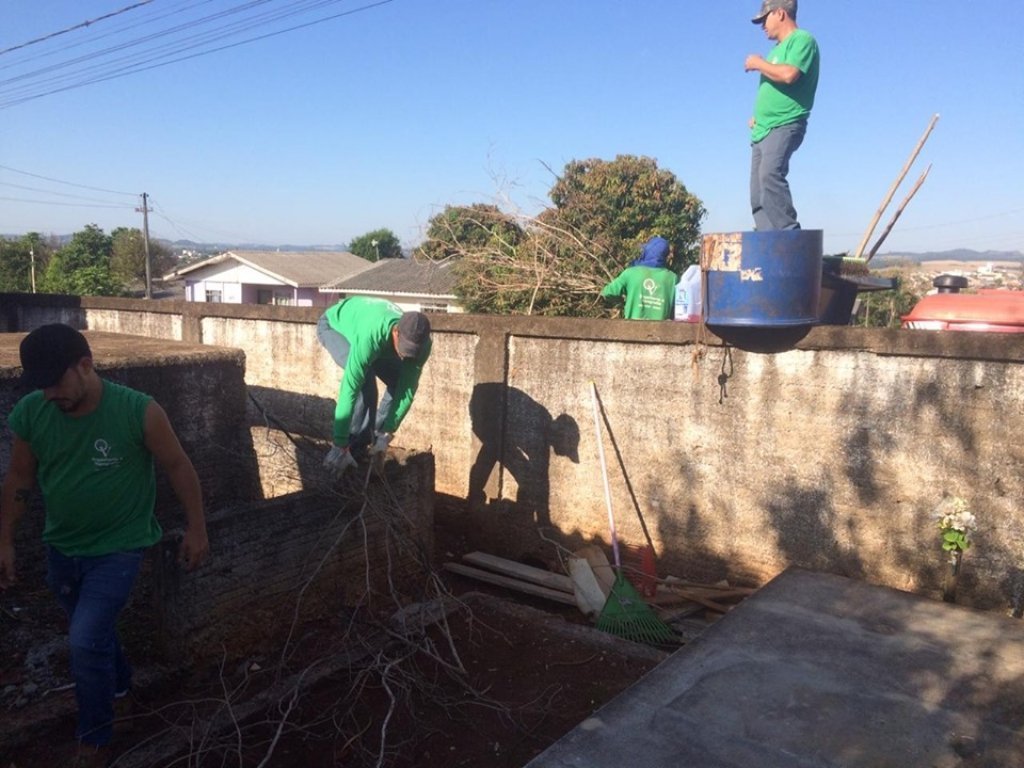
[468,383,579,548]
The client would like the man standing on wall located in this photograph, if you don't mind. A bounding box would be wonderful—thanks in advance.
[0,323,209,767]
[316,297,432,477]
[745,0,820,231]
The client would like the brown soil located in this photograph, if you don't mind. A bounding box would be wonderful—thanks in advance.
[1,524,682,768]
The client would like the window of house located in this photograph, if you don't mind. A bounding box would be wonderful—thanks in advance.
[256,289,273,305]
[206,289,222,303]
[420,302,448,314]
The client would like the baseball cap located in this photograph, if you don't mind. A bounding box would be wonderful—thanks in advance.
[19,323,92,389]
[752,0,796,23]
[396,312,431,359]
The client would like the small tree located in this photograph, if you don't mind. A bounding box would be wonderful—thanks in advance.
[349,229,402,262]
[110,227,175,285]
[418,204,524,262]
[858,274,921,328]
[0,237,33,292]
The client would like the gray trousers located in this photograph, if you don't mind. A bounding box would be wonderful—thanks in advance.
[750,119,806,231]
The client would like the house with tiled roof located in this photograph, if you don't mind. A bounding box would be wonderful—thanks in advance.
[166,250,373,306]
[319,257,463,313]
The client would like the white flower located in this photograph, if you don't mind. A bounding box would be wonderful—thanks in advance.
[934,497,976,533]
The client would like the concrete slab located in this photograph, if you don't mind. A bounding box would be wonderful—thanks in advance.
[526,568,1024,768]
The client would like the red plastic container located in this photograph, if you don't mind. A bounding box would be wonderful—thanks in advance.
[902,290,1024,333]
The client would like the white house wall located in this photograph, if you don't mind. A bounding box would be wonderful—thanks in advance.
[187,261,289,286]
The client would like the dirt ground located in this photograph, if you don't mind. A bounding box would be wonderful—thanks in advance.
[1,524,686,768]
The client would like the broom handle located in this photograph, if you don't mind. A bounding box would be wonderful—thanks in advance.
[591,382,621,570]
[852,113,939,259]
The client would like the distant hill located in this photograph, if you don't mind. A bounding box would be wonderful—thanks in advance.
[873,249,1024,266]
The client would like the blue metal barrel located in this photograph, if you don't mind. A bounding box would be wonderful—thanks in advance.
[702,230,823,327]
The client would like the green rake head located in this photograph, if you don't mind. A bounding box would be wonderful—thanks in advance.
[596,573,678,646]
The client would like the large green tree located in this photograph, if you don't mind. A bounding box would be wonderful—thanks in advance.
[420,155,706,316]
[348,228,402,261]
[41,224,122,296]
[548,155,706,271]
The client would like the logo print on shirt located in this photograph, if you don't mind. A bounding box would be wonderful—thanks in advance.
[92,438,121,468]
[643,278,657,296]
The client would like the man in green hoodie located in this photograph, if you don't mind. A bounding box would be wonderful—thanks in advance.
[600,236,678,320]
[316,297,432,476]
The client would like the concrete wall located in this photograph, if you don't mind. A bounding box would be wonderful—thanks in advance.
[2,293,1022,613]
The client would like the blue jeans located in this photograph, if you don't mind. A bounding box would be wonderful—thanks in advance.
[316,314,397,455]
[47,547,143,747]
[750,119,807,231]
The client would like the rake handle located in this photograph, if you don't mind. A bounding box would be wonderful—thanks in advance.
[590,382,621,570]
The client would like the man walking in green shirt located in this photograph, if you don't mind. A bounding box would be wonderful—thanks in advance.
[745,0,820,230]
[1,324,208,767]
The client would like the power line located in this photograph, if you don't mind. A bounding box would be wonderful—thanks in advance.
[0,0,213,73]
[0,180,134,206]
[0,195,132,209]
[0,163,137,196]
[0,1,155,57]
[0,0,393,109]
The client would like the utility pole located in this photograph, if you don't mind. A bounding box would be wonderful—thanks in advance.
[29,247,36,293]
[136,192,153,299]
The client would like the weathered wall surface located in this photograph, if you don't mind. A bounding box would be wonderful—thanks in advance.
[2,293,1022,613]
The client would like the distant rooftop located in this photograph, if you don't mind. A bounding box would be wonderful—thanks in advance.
[321,258,458,298]
[168,250,373,287]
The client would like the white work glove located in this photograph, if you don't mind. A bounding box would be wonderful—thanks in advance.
[323,445,357,477]
[369,432,393,456]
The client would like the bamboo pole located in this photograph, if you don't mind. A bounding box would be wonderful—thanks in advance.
[866,164,932,262]
[853,113,940,259]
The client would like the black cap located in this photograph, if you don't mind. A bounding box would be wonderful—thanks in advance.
[19,324,92,389]
[396,312,431,358]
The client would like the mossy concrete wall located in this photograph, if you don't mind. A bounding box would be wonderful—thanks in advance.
[2,293,1022,613]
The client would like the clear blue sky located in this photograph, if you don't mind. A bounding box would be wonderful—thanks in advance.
[2,1,1022,256]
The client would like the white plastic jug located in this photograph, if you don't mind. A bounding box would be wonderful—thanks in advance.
[674,264,702,322]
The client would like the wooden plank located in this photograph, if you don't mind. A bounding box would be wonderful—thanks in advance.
[662,587,753,602]
[443,563,578,606]
[462,551,574,594]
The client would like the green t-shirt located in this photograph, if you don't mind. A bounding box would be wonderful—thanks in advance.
[9,380,162,557]
[601,266,679,320]
[751,28,820,143]
[322,296,432,446]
